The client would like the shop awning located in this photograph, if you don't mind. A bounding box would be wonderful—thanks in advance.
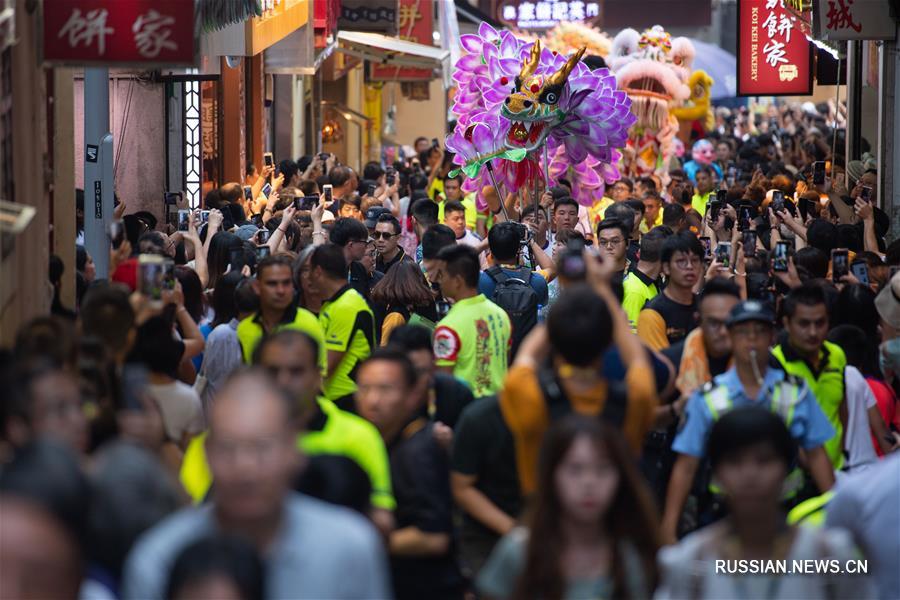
[335,31,451,86]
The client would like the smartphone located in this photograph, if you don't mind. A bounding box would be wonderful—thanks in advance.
[738,205,752,232]
[318,152,329,161]
[107,219,125,249]
[773,241,790,272]
[727,166,736,187]
[431,137,440,149]
[164,191,182,206]
[120,364,149,412]
[850,260,870,286]
[256,246,271,260]
[860,186,872,203]
[295,195,318,211]
[772,190,785,213]
[386,169,396,186]
[250,214,263,228]
[831,249,849,282]
[322,184,333,205]
[715,242,732,269]
[263,152,274,168]
[716,189,728,204]
[138,254,167,300]
[199,210,210,225]
[243,186,253,202]
[257,229,271,245]
[708,200,722,223]
[742,230,757,257]
[798,197,809,221]
[812,161,826,185]
[699,236,712,260]
[177,208,190,231]
[261,182,273,198]
[367,184,376,197]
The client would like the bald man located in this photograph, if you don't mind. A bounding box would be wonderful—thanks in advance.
[123,371,391,600]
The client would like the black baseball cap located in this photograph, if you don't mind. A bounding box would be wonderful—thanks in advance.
[726,300,774,328]
[364,206,390,229]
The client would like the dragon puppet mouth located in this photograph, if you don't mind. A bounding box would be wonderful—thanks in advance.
[505,118,548,151]
[622,76,672,102]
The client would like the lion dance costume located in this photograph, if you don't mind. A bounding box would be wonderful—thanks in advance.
[609,25,696,183]
[446,22,635,208]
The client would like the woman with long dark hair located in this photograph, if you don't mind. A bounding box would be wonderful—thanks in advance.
[370,260,438,344]
[478,415,659,599]
[206,232,243,291]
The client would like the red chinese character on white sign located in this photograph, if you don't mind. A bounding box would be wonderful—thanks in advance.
[58,8,114,56]
[826,0,862,32]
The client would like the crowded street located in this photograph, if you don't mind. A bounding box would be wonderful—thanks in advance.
[1,0,899,598]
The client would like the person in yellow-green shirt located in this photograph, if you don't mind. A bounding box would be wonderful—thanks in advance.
[639,191,664,234]
[621,228,666,331]
[691,166,716,216]
[430,244,511,398]
[179,330,396,536]
[235,255,326,369]
[308,244,375,409]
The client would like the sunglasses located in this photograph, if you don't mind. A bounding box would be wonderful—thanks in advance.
[371,231,397,240]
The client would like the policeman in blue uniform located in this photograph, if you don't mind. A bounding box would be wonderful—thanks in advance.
[660,300,836,543]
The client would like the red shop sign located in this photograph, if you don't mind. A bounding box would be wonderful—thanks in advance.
[369,0,434,81]
[737,0,812,96]
[43,0,196,66]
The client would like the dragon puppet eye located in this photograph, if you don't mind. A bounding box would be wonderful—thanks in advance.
[674,56,683,65]
[544,92,558,104]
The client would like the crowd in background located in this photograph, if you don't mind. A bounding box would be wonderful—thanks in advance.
[3,98,900,600]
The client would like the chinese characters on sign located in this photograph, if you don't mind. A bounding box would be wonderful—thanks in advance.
[43,0,195,65]
[816,0,896,41]
[737,0,811,96]
[498,0,601,30]
[369,0,434,81]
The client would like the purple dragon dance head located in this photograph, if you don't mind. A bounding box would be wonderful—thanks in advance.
[447,22,635,209]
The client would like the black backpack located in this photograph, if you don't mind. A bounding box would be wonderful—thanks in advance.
[485,265,539,361]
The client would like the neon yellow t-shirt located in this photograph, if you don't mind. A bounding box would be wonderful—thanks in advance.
[236,307,326,370]
[319,285,375,401]
[622,269,659,332]
[433,294,510,398]
[178,399,396,510]
[692,190,712,216]
[436,192,480,232]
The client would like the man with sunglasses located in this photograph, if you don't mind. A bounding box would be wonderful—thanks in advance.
[374,214,413,274]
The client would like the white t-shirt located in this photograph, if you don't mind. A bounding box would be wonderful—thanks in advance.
[147,380,205,444]
[841,366,878,472]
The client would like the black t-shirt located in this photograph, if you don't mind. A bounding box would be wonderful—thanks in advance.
[388,420,463,599]
[431,372,475,429]
[451,397,521,538]
[643,292,698,347]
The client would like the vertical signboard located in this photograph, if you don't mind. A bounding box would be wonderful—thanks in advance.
[737,0,812,96]
[369,0,433,81]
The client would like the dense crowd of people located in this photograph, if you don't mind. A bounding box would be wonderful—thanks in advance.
[4,100,900,600]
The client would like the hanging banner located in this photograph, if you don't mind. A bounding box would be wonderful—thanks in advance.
[42,0,196,65]
[369,0,434,81]
[816,0,896,41]
[737,0,813,96]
